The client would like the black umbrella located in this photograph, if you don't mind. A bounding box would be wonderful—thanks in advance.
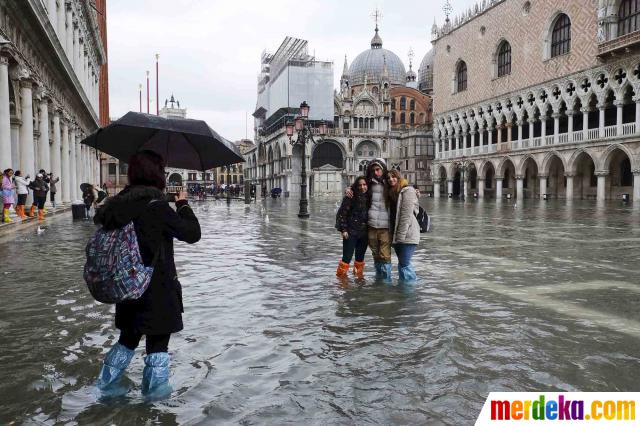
[81,112,244,170]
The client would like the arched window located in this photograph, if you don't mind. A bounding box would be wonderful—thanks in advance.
[400,112,406,124]
[410,113,415,125]
[391,112,396,123]
[391,98,396,109]
[457,61,467,92]
[409,99,415,110]
[400,97,406,110]
[551,14,571,57]
[619,0,640,36]
[497,41,511,77]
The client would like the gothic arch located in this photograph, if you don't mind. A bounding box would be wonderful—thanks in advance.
[479,159,497,179]
[544,11,572,60]
[311,140,345,169]
[496,156,516,176]
[517,154,540,176]
[600,143,637,171]
[567,148,597,174]
[540,151,568,175]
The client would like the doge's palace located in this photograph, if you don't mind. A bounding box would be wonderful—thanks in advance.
[431,0,640,202]
[0,0,106,204]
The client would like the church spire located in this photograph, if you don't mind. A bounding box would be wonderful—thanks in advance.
[342,54,349,77]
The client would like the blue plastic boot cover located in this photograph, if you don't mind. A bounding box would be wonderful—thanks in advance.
[381,263,392,280]
[96,342,135,389]
[142,352,172,398]
[374,262,383,277]
[398,264,417,282]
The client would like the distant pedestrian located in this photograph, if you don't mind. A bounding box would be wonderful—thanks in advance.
[386,169,420,282]
[2,168,15,223]
[49,173,60,208]
[28,173,49,220]
[93,150,201,399]
[81,184,97,218]
[335,176,369,279]
[13,170,30,220]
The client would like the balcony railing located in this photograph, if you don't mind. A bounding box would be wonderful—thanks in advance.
[598,30,640,56]
[437,120,640,161]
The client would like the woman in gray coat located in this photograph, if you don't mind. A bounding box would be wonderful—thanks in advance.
[386,170,420,282]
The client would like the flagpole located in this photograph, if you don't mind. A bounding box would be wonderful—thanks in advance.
[146,70,150,114]
[155,54,160,115]
[139,84,142,112]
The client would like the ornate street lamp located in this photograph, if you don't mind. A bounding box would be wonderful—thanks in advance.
[286,101,327,218]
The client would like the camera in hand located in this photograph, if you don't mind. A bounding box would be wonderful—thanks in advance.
[164,193,177,203]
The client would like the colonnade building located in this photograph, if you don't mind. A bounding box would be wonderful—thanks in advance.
[244,28,435,197]
[0,0,106,204]
[431,0,640,202]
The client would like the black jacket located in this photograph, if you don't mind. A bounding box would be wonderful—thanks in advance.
[94,185,201,335]
[335,192,369,238]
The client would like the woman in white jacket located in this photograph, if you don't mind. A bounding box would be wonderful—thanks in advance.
[386,169,420,282]
[13,170,30,220]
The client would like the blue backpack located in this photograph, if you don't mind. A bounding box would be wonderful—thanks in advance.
[83,205,160,303]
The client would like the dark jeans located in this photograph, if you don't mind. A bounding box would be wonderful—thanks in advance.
[393,243,417,267]
[32,196,46,209]
[118,329,170,354]
[342,234,368,263]
[17,194,27,206]
[50,192,56,203]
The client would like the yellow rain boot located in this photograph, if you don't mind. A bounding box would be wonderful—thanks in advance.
[353,261,365,279]
[28,205,36,218]
[38,208,45,220]
[336,260,350,278]
[3,208,12,223]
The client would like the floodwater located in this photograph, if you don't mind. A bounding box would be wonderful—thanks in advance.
[1,197,640,424]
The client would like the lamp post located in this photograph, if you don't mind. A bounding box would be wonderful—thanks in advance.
[286,101,328,218]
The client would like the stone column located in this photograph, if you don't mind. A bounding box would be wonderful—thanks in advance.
[470,131,476,149]
[478,179,485,198]
[0,57,11,171]
[517,120,523,144]
[496,178,503,199]
[539,175,548,199]
[488,128,493,146]
[567,111,574,141]
[37,98,50,174]
[479,128,484,146]
[565,173,574,200]
[633,171,640,203]
[635,98,640,131]
[582,107,590,139]
[528,119,535,142]
[553,113,560,144]
[57,1,66,45]
[540,118,547,140]
[69,127,77,201]
[463,175,468,198]
[598,106,606,138]
[462,133,468,151]
[48,0,57,23]
[65,6,73,58]
[516,175,524,199]
[434,179,440,198]
[10,119,19,168]
[72,23,79,72]
[447,179,453,196]
[51,110,61,187]
[61,119,70,204]
[616,100,624,135]
[496,126,502,149]
[506,123,513,143]
[19,80,35,176]
[596,172,607,201]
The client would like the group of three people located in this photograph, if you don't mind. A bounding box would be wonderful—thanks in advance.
[335,158,420,282]
[1,168,59,222]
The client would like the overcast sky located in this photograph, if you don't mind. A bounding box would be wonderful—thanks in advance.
[107,0,475,141]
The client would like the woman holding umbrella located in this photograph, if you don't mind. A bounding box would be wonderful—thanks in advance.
[93,150,201,399]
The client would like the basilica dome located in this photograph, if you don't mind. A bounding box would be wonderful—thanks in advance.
[418,49,434,93]
[348,27,406,87]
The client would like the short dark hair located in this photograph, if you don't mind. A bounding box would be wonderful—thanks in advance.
[14,170,21,176]
[127,150,166,190]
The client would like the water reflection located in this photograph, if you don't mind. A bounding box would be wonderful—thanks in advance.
[1,197,640,424]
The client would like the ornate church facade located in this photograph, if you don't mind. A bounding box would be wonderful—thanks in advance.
[0,0,106,204]
[431,0,640,202]
[245,26,435,197]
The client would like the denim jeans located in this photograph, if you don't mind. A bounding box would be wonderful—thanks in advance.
[393,243,417,267]
[342,234,368,263]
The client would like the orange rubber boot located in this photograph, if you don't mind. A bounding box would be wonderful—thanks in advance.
[28,205,36,217]
[353,261,365,278]
[38,209,45,220]
[336,260,350,278]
